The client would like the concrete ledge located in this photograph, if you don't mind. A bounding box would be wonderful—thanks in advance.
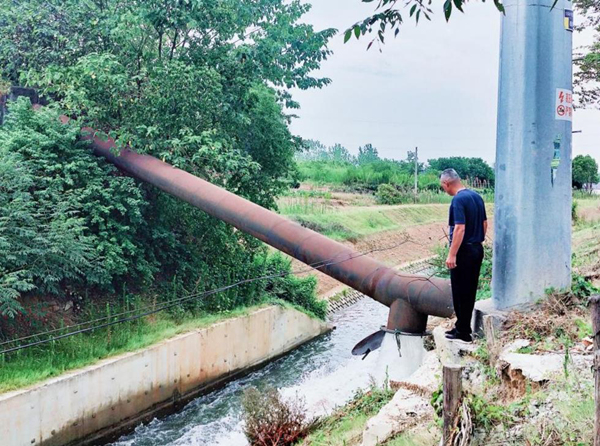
[0,305,330,446]
[472,298,508,336]
[432,326,477,366]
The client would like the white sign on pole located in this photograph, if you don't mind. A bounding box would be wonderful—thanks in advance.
[555,88,573,121]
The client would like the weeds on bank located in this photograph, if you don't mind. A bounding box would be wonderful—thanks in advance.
[472,342,501,386]
[288,203,449,242]
[521,375,593,445]
[502,277,596,352]
[296,377,395,445]
[0,304,260,393]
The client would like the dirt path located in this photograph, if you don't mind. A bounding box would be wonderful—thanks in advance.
[291,221,448,296]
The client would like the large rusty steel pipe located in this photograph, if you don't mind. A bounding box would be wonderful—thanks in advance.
[82,129,453,333]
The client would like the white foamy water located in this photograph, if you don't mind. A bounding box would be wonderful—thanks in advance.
[109,299,426,446]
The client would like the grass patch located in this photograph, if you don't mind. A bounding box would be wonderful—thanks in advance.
[383,428,439,446]
[289,203,465,241]
[0,297,324,394]
[572,221,600,284]
[0,304,265,393]
[278,192,333,216]
[521,375,594,445]
[299,381,395,445]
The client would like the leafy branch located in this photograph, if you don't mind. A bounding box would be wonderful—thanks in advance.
[345,0,505,50]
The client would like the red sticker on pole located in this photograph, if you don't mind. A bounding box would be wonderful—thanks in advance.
[555,88,573,122]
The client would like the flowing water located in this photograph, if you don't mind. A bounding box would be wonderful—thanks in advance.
[109,298,425,446]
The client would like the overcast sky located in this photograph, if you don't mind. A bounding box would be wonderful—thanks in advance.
[289,1,600,165]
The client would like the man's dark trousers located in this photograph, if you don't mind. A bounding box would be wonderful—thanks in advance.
[450,243,484,336]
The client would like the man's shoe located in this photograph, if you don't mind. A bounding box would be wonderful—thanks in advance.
[445,327,458,336]
[445,332,472,343]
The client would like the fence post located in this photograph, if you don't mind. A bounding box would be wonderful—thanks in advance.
[442,364,463,446]
[591,295,600,446]
[483,315,499,366]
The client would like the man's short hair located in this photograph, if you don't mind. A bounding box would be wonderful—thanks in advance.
[440,168,460,182]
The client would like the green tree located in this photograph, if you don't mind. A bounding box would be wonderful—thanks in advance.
[574,0,600,107]
[0,99,149,316]
[427,156,494,184]
[357,143,380,165]
[572,154,599,191]
[297,140,355,163]
[0,0,335,315]
[328,143,355,164]
[297,139,328,161]
[406,150,425,174]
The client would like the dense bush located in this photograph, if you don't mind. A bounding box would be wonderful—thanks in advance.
[258,254,326,319]
[0,100,149,316]
[376,183,408,205]
[242,386,317,446]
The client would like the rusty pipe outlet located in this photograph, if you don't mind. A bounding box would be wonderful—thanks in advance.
[82,129,453,334]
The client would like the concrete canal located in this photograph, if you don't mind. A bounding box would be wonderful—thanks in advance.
[109,298,425,445]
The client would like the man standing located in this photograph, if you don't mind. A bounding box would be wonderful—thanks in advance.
[440,169,487,343]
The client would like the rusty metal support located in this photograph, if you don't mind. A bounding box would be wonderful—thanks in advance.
[81,128,453,333]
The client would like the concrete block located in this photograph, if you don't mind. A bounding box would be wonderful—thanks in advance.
[432,327,476,366]
[360,351,440,446]
[471,298,508,337]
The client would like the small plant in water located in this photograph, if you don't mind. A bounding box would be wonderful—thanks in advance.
[242,386,317,446]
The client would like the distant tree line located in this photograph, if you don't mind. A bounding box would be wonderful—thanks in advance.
[298,140,600,196]
[296,140,495,185]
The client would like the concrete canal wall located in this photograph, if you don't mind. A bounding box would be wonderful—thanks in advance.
[0,306,330,446]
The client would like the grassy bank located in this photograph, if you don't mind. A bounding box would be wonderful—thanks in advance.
[0,299,320,394]
[298,383,395,445]
[0,305,255,393]
[289,204,451,241]
[285,202,494,242]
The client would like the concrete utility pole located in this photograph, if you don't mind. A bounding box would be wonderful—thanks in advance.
[414,147,419,200]
[493,0,573,309]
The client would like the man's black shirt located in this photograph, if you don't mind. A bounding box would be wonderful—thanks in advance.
[449,189,487,244]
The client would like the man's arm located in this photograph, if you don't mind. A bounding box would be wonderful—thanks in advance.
[446,224,465,269]
[483,220,488,238]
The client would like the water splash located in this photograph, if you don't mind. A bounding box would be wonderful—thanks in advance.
[375,333,425,382]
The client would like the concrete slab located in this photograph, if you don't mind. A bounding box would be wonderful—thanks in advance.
[472,298,508,336]
[360,351,440,446]
[432,326,477,366]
